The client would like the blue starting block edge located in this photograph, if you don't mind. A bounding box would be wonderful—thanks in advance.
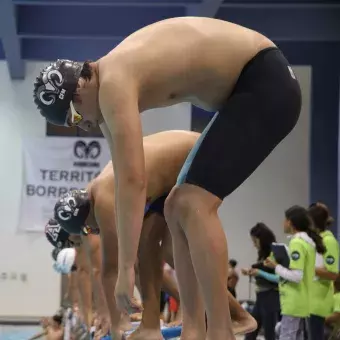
[161,325,182,339]
[99,325,182,340]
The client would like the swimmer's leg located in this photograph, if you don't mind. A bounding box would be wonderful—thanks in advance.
[161,264,180,303]
[163,212,206,340]
[228,291,257,335]
[160,225,182,328]
[161,226,174,269]
[165,185,234,340]
[161,265,182,328]
[130,213,165,340]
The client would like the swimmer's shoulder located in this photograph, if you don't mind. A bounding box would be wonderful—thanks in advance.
[97,53,139,98]
[93,176,115,200]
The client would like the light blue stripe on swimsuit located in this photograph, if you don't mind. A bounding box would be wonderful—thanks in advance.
[177,111,219,185]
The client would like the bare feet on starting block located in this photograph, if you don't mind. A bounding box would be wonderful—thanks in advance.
[120,313,133,332]
[127,327,163,340]
[166,319,182,328]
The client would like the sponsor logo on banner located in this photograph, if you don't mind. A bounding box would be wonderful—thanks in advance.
[73,140,101,167]
[19,137,110,232]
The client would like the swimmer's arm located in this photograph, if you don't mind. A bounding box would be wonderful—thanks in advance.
[100,78,146,270]
[85,235,109,318]
[76,255,93,329]
[95,194,120,327]
[67,272,78,305]
[256,270,280,283]
[70,273,79,305]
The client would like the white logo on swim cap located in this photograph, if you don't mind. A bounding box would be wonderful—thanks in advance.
[38,68,64,106]
[57,195,77,221]
[46,225,61,242]
[287,66,296,80]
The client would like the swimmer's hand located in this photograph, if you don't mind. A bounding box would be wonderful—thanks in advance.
[264,258,277,269]
[115,267,135,312]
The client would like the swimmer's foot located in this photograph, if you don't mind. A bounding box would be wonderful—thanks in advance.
[111,330,126,340]
[120,313,133,332]
[129,312,142,322]
[166,308,182,328]
[232,315,257,335]
[130,297,143,312]
[165,319,182,328]
[127,327,163,340]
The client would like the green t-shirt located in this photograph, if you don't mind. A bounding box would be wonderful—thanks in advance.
[329,293,340,339]
[334,292,340,313]
[279,236,316,317]
[311,230,339,317]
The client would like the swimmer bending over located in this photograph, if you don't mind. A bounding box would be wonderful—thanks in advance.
[34,17,300,340]
[54,131,256,340]
[46,219,97,331]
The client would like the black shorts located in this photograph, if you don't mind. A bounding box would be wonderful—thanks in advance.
[177,47,301,200]
[144,194,168,217]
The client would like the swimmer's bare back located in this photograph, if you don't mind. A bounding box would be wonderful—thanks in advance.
[90,130,199,202]
[46,328,63,340]
[99,17,275,112]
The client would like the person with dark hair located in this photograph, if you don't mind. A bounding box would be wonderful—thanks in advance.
[33,17,301,340]
[228,259,239,298]
[264,205,326,340]
[308,202,339,340]
[242,222,280,340]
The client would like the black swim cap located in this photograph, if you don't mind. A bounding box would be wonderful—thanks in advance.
[45,218,74,249]
[54,190,90,235]
[33,59,83,126]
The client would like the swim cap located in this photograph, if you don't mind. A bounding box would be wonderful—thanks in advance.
[33,59,83,126]
[54,190,90,235]
[45,218,74,249]
[54,248,77,274]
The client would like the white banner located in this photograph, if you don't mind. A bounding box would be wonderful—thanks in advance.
[19,137,110,232]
